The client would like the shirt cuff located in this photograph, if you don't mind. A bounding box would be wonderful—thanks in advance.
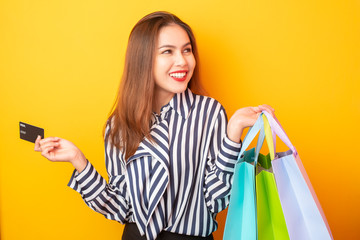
[225,134,242,149]
[215,135,242,174]
[67,161,107,202]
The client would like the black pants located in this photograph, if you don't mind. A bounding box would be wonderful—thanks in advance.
[122,223,214,240]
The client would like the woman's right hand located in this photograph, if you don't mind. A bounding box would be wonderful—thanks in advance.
[35,136,88,172]
[227,105,275,143]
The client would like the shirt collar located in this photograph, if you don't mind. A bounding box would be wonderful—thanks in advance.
[151,88,195,125]
[168,88,195,119]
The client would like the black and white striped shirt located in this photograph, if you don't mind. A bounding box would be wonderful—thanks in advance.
[68,89,241,240]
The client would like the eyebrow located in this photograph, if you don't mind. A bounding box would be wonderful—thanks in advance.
[158,42,191,49]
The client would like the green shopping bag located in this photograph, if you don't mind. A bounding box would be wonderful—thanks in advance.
[256,153,290,240]
[255,114,289,240]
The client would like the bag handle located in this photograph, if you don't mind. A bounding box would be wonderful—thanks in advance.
[238,113,264,163]
[256,115,277,165]
[263,114,275,160]
[238,113,267,165]
[254,117,266,164]
[262,111,297,156]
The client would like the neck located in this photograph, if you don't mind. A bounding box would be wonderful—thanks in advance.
[153,91,175,114]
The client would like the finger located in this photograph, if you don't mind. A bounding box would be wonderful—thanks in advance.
[259,105,275,117]
[39,137,60,145]
[40,141,60,150]
[252,106,261,113]
[41,146,56,161]
[260,104,274,112]
[258,104,273,112]
[41,151,54,161]
[39,137,60,146]
[34,135,42,151]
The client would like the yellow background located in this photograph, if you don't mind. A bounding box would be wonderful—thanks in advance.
[0,0,359,239]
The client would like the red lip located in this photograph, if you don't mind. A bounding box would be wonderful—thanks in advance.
[169,70,188,74]
[169,70,188,82]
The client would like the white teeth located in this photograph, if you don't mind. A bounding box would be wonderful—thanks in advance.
[170,72,186,78]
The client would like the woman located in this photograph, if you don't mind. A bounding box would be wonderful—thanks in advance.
[35,11,274,240]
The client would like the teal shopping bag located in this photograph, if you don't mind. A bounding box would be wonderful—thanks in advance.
[223,115,265,240]
[223,149,257,239]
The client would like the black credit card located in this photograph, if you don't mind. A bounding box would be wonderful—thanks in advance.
[19,122,44,143]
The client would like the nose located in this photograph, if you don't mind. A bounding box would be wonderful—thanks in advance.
[174,52,187,67]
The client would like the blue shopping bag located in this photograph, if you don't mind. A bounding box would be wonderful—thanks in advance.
[262,111,333,240]
[223,115,265,240]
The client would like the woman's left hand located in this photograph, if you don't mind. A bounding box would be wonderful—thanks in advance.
[227,104,275,143]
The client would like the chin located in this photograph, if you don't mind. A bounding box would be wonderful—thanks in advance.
[172,84,188,94]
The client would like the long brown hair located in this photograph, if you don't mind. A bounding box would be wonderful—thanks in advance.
[105,11,204,160]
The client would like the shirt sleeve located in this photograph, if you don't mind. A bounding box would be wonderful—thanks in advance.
[67,121,132,223]
[204,107,241,213]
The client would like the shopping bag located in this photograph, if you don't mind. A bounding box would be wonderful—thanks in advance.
[262,111,333,240]
[223,148,257,240]
[256,152,290,240]
[256,114,289,240]
[223,115,264,240]
[224,114,289,240]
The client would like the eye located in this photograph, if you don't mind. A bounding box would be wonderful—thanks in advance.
[183,47,192,53]
[161,49,172,54]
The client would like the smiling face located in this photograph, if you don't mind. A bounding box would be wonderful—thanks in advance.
[153,24,196,110]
